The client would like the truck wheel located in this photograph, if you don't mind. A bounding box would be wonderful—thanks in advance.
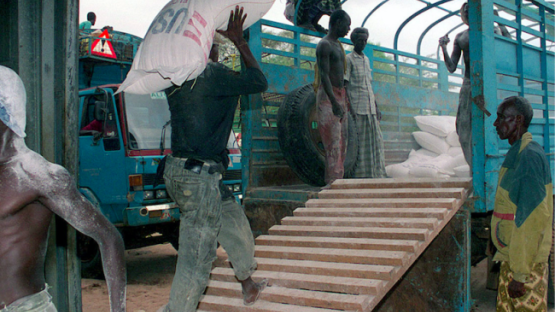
[277,84,358,186]
[167,223,180,251]
[169,234,180,251]
[77,233,104,279]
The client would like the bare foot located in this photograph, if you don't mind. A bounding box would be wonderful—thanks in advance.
[321,180,336,190]
[241,277,269,306]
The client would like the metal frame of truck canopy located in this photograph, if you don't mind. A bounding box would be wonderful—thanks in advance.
[242,0,554,215]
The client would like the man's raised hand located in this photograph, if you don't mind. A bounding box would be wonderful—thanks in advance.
[217,6,248,46]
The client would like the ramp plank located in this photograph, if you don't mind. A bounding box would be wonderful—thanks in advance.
[281,216,439,229]
[198,295,345,312]
[305,198,457,209]
[255,245,411,266]
[205,280,371,311]
[253,257,397,280]
[330,178,472,189]
[210,267,384,295]
[255,235,420,253]
[269,225,430,241]
[319,188,465,199]
[293,207,449,220]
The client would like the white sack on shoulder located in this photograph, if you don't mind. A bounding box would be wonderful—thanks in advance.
[117,0,275,94]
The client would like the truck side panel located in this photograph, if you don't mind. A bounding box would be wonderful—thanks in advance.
[469,0,554,212]
[244,19,462,192]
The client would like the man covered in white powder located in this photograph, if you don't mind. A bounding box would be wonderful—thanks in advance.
[0,65,127,312]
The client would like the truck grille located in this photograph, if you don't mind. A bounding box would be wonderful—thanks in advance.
[223,170,241,181]
[142,173,165,186]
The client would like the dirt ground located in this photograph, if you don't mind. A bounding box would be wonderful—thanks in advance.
[82,244,553,312]
[81,244,175,312]
[81,244,228,312]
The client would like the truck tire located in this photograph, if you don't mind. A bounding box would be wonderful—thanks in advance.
[77,233,104,279]
[277,84,358,186]
[168,225,180,251]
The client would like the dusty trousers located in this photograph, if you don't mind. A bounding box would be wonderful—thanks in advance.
[316,86,348,185]
[457,79,472,169]
[0,286,57,312]
[162,155,257,312]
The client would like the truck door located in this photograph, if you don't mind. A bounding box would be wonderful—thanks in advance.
[78,89,127,223]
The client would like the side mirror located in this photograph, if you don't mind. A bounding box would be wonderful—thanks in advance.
[94,101,107,122]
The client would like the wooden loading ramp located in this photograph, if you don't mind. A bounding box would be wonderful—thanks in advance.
[199,178,472,312]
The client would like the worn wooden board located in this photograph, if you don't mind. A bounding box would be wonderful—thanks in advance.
[200,178,472,311]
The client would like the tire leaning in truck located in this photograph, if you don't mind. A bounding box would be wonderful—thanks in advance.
[277,84,358,187]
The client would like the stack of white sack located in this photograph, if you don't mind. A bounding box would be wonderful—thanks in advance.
[385,115,470,178]
[117,0,275,95]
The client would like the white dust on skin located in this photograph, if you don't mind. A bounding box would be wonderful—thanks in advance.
[0,136,127,311]
[0,66,27,138]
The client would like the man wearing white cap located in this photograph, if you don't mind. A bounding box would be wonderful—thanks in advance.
[0,65,126,312]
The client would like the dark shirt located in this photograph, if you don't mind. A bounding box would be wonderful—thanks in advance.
[165,62,267,168]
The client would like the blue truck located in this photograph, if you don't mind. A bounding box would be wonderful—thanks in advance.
[235,0,553,309]
[77,29,243,276]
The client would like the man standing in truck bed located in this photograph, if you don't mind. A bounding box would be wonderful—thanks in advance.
[491,96,552,311]
[161,6,268,312]
[0,65,126,312]
[315,9,351,188]
[439,2,510,169]
[345,27,387,179]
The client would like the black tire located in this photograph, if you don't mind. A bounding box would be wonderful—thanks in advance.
[77,233,104,279]
[470,231,488,266]
[168,224,180,251]
[277,84,358,186]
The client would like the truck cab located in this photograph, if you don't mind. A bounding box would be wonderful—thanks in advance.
[76,29,243,276]
[76,85,179,276]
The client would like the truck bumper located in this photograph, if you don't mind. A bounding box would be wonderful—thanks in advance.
[123,203,180,226]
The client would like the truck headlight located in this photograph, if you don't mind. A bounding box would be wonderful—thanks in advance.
[156,190,167,199]
[143,191,154,200]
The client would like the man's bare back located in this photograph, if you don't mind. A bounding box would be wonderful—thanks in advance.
[0,65,126,311]
[0,145,127,311]
[456,30,470,77]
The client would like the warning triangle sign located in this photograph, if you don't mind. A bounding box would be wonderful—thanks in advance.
[90,30,117,59]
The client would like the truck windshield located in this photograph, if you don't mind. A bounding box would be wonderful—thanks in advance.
[124,92,172,150]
